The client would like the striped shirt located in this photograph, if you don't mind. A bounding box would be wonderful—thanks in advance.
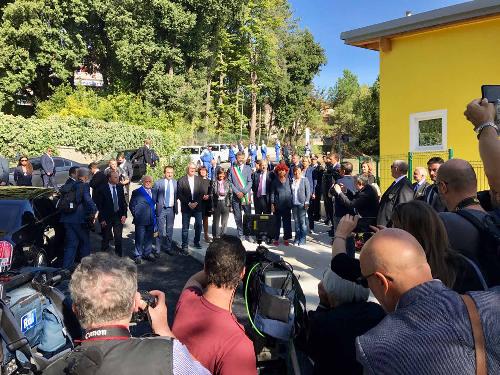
[356,280,500,375]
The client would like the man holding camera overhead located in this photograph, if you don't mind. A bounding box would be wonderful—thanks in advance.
[43,253,209,375]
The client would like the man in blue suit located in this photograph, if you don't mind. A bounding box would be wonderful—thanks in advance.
[41,147,57,188]
[154,166,183,256]
[130,175,156,264]
[60,167,97,268]
[228,151,253,242]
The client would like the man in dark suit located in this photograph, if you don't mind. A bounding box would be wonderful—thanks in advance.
[129,176,156,264]
[154,165,182,255]
[322,154,341,225]
[228,151,253,241]
[177,163,204,250]
[117,153,134,203]
[41,147,56,188]
[88,162,107,192]
[132,139,159,177]
[412,167,429,199]
[59,168,97,268]
[329,162,356,235]
[376,160,414,226]
[94,171,128,256]
[252,160,272,214]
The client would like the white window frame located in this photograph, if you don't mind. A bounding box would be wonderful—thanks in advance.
[409,109,447,152]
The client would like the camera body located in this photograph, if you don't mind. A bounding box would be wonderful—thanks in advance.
[131,291,158,324]
[243,214,277,243]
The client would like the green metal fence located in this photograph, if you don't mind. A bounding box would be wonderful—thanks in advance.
[357,148,489,193]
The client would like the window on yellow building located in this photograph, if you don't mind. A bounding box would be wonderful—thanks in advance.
[410,109,447,152]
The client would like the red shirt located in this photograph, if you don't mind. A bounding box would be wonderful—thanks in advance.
[173,287,256,375]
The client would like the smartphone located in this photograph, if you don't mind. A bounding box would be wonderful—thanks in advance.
[481,85,500,103]
[353,217,377,233]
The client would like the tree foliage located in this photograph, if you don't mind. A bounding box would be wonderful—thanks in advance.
[0,0,326,145]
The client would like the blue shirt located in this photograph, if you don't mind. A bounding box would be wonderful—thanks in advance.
[356,280,500,375]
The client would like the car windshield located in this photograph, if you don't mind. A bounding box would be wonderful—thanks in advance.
[209,145,220,151]
[181,148,200,155]
[0,200,32,233]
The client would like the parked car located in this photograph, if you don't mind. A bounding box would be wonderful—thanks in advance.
[207,143,230,163]
[97,149,144,182]
[0,187,64,269]
[8,157,85,187]
[180,146,203,167]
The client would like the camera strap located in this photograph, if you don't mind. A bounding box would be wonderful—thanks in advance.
[79,325,131,342]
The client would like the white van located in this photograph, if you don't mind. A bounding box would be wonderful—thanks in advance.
[180,146,203,167]
[208,144,230,163]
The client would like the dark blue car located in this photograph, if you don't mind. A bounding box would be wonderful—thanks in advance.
[0,187,63,269]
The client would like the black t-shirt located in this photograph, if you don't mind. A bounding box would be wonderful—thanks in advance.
[307,302,386,375]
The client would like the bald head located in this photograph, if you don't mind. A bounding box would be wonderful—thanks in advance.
[360,229,432,312]
[437,159,477,195]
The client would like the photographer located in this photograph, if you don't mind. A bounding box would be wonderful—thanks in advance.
[44,253,209,375]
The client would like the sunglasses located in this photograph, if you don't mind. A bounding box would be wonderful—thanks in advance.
[356,272,394,288]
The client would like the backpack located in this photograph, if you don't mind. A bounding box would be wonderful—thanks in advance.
[58,183,83,214]
[456,209,500,287]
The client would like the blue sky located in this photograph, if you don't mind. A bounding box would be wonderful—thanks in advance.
[288,0,467,90]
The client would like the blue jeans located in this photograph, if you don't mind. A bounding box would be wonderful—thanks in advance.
[134,224,153,258]
[156,207,175,252]
[181,210,202,247]
[292,205,308,243]
[63,223,90,268]
[274,210,292,241]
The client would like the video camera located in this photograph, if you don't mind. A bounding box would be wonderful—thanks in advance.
[243,214,277,244]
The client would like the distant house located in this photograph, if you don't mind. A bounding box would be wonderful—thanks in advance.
[341,0,500,190]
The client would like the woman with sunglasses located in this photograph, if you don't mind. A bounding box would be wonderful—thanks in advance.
[14,156,33,186]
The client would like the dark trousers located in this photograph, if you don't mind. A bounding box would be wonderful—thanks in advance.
[254,195,271,215]
[324,193,333,222]
[133,224,153,258]
[274,210,292,241]
[292,205,308,243]
[63,223,90,268]
[157,207,175,252]
[42,174,56,188]
[312,192,321,221]
[308,199,315,230]
[181,210,202,247]
[212,200,229,238]
[101,215,124,256]
[232,198,252,237]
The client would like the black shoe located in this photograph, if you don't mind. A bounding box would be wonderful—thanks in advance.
[143,254,156,262]
[152,252,160,259]
[192,243,202,250]
[166,249,176,256]
[134,257,142,265]
[178,249,189,256]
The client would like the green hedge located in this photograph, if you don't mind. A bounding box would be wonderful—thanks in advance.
[0,114,180,159]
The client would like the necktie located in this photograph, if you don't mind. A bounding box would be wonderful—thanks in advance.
[414,184,418,192]
[147,189,152,198]
[165,180,171,208]
[112,186,119,212]
[257,174,263,198]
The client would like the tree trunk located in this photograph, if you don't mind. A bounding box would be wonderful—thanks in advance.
[250,71,257,143]
[168,63,174,76]
[264,102,272,143]
[257,105,262,145]
[205,77,212,128]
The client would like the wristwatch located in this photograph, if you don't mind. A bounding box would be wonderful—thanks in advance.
[475,121,499,139]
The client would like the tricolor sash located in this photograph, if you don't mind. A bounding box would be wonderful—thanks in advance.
[137,186,157,230]
[232,165,251,204]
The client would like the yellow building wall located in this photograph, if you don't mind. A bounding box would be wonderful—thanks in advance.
[379,16,500,191]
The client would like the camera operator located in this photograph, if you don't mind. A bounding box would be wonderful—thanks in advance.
[44,253,209,375]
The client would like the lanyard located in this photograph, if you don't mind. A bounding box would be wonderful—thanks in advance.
[77,325,131,343]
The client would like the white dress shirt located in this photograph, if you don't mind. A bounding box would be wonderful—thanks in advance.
[394,175,406,185]
[188,175,195,198]
[292,178,301,205]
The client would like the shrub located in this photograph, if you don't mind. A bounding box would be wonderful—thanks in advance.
[0,114,180,159]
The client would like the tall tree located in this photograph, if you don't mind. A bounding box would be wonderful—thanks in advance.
[0,0,88,111]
